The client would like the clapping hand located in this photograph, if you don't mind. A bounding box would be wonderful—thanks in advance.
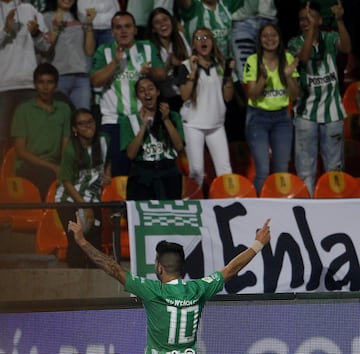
[4,8,15,33]
[159,102,170,121]
[27,15,39,36]
[284,57,299,78]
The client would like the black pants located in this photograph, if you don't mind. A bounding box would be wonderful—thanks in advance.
[16,161,56,201]
[126,160,182,201]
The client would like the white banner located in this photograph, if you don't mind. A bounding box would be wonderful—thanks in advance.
[126,198,360,294]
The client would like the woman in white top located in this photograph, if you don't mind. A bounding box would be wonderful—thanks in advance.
[178,27,234,187]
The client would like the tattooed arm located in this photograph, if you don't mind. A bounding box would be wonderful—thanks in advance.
[68,214,127,285]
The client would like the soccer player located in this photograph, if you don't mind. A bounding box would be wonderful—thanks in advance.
[68,214,271,354]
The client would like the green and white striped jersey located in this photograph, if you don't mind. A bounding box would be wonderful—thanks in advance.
[90,40,164,125]
[288,31,346,123]
[179,0,243,58]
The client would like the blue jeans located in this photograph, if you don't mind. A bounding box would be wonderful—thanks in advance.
[231,17,275,81]
[246,106,293,195]
[294,117,344,196]
[57,74,91,110]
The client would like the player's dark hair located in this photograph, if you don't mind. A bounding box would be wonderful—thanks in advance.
[111,11,136,28]
[33,63,59,83]
[156,241,185,275]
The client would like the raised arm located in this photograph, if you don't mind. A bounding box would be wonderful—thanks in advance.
[296,2,316,64]
[68,213,127,285]
[331,0,351,54]
[220,219,271,283]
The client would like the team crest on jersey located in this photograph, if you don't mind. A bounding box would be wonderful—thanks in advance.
[135,53,145,65]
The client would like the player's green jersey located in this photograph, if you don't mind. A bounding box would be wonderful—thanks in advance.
[288,31,345,123]
[125,271,224,354]
[179,0,243,58]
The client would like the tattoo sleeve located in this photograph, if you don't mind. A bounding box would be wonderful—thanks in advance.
[81,242,126,284]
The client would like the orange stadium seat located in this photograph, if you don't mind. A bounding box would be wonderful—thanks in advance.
[35,178,67,260]
[101,176,129,259]
[0,146,16,179]
[35,209,67,260]
[342,81,360,115]
[209,173,257,198]
[260,172,310,198]
[45,179,58,203]
[313,171,360,198]
[0,177,43,231]
[342,81,360,139]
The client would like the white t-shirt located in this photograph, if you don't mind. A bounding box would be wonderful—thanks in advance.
[180,60,226,129]
[0,2,48,91]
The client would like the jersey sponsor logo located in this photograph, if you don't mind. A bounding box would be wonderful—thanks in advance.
[116,69,141,81]
[212,28,228,39]
[308,72,337,87]
[263,89,287,98]
[165,298,199,307]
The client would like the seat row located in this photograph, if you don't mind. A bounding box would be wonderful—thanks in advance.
[1,170,360,264]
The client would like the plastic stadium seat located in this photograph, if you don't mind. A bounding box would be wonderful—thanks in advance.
[260,172,310,198]
[0,177,43,231]
[182,176,203,200]
[35,209,67,260]
[343,82,360,139]
[45,179,58,203]
[0,146,16,179]
[208,173,257,198]
[313,171,360,198]
[101,176,129,259]
[342,81,360,115]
